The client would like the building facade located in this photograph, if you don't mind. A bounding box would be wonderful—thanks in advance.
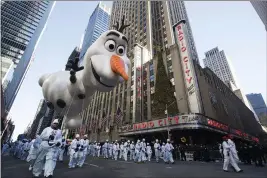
[251,1,267,31]
[1,1,56,113]
[79,2,111,65]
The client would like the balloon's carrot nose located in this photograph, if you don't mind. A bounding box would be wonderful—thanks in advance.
[110,55,128,81]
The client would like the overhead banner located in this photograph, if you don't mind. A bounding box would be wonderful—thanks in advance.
[173,20,202,114]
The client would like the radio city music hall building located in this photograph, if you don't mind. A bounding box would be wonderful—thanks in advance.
[80,20,261,144]
[117,20,261,144]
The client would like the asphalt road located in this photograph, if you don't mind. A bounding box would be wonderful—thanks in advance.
[2,156,267,178]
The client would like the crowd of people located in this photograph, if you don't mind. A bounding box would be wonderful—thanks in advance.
[2,118,267,178]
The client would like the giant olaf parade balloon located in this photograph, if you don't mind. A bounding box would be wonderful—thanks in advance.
[39,17,130,128]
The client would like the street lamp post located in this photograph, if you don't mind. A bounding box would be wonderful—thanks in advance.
[165,98,183,139]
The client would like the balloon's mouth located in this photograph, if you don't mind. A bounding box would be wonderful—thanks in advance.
[91,62,115,88]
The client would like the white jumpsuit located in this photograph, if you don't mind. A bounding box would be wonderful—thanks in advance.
[97,145,101,157]
[228,139,239,162]
[140,142,147,162]
[103,142,109,158]
[134,143,141,162]
[129,143,135,160]
[222,141,241,172]
[68,139,80,168]
[154,143,161,162]
[165,143,174,163]
[27,137,42,170]
[58,140,66,162]
[108,143,113,158]
[77,139,89,167]
[146,145,152,161]
[113,143,119,160]
[119,144,124,159]
[32,127,62,177]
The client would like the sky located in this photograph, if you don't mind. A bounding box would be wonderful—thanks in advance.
[9,1,266,140]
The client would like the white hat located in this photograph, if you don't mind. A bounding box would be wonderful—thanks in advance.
[84,134,88,137]
[142,138,145,141]
[52,119,59,124]
[167,139,170,142]
[147,143,150,145]
[115,140,117,142]
[106,140,109,142]
[75,134,80,138]
[156,139,158,142]
[128,140,130,143]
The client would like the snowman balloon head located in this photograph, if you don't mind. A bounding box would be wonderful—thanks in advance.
[82,16,131,92]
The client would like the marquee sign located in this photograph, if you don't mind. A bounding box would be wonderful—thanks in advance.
[120,114,203,133]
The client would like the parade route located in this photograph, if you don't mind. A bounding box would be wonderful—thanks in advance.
[2,156,267,178]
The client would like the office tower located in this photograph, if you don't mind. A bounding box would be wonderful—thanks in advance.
[79,2,111,65]
[27,99,54,138]
[77,1,200,140]
[203,47,260,121]
[246,93,267,118]
[203,47,237,86]
[1,1,56,113]
[251,1,267,31]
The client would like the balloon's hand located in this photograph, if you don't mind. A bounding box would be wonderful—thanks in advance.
[68,57,84,72]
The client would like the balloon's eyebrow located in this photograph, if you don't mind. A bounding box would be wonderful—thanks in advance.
[106,31,120,37]
[122,36,128,44]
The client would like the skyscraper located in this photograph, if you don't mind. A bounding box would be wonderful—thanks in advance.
[246,93,267,118]
[79,2,111,65]
[251,1,267,31]
[77,1,201,140]
[1,1,56,113]
[203,47,237,86]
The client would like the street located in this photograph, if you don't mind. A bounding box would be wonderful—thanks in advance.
[2,156,267,178]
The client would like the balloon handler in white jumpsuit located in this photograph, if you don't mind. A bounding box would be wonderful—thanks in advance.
[32,119,62,178]
[129,141,135,161]
[123,140,130,161]
[68,134,81,168]
[109,141,113,159]
[134,140,141,163]
[222,136,243,173]
[113,141,119,160]
[146,143,152,162]
[154,139,161,163]
[165,139,174,164]
[97,143,101,157]
[27,135,42,171]
[77,134,89,167]
[103,140,109,159]
[140,139,147,162]
[58,137,66,162]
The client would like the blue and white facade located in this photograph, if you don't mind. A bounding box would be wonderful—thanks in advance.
[79,2,111,65]
[2,1,56,113]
